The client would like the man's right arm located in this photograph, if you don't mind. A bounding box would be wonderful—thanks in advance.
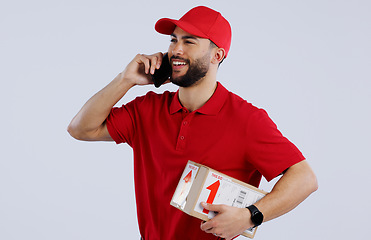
[67,53,164,141]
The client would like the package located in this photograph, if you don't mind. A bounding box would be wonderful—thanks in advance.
[170,160,268,238]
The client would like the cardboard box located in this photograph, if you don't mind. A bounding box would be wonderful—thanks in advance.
[170,160,268,238]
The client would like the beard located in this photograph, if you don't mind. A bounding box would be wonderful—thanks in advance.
[170,53,210,88]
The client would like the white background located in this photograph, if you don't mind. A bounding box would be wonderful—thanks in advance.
[1,0,370,239]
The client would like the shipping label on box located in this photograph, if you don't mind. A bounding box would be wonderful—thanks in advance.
[170,161,268,239]
[171,162,199,210]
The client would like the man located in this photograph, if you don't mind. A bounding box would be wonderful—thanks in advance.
[68,6,318,240]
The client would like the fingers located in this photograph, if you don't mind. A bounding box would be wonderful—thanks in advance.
[201,202,224,212]
[200,203,241,239]
[200,202,224,233]
[136,52,163,75]
[200,218,217,233]
[200,220,224,238]
[201,219,233,240]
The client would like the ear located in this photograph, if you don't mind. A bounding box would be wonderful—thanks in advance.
[211,47,226,65]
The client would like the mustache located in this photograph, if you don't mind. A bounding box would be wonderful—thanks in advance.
[170,56,190,64]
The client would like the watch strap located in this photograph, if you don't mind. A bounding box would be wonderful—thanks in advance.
[246,204,263,227]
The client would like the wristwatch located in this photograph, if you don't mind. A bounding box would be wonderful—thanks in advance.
[246,205,264,227]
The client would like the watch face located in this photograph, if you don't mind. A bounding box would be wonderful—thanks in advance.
[252,211,264,226]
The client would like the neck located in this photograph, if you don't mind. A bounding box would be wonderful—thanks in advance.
[178,73,218,112]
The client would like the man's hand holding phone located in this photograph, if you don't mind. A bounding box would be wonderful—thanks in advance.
[119,52,171,87]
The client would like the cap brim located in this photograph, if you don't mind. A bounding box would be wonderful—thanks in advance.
[155,18,209,39]
[155,18,177,35]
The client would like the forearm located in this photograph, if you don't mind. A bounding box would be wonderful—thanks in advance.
[68,73,134,140]
[68,52,163,140]
[255,160,318,222]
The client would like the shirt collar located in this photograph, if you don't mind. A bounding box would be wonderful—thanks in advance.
[169,82,229,116]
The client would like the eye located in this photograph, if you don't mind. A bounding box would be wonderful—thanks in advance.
[170,38,177,43]
[185,41,195,44]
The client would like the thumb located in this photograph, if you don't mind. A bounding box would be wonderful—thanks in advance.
[201,202,222,212]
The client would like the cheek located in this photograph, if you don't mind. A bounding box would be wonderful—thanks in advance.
[168,44,176,54]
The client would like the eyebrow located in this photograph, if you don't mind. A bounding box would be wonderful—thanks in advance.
[171,33,199,41]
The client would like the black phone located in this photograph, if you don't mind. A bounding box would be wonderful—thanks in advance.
[151,53,172,88]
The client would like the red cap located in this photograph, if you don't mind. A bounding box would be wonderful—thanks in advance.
[155,6,232,57]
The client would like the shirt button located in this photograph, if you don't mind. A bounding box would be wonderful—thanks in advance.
[183,121,188,125]
[180,136,185,140]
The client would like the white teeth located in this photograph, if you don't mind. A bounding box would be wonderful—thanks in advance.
[173,61,186,66]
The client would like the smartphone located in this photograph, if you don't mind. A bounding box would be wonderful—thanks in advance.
[151,53,172,88]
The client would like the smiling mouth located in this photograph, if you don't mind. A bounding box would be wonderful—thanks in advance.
[171,60,188,72]
[172,61,187,66]
[171,56,189,70]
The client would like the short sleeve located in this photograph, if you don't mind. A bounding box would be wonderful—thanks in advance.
[106,101,136,146]
[245,109,305,181]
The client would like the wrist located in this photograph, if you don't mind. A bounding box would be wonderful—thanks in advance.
[243,207,255,229]
[115,72,136,87]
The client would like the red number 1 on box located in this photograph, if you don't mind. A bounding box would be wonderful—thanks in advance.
[203,180,220,214]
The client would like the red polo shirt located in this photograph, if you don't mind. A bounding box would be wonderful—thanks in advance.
[106,82,304,240]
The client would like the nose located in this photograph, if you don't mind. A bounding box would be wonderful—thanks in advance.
[171,42,184,56]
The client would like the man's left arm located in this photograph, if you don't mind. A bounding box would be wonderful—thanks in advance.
[200,160,318,240]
